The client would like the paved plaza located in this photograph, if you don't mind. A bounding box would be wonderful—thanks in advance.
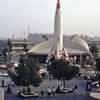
[4,77,100,100]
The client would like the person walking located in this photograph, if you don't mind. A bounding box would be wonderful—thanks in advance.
[86,80,92,92]
[41,90,44,97]
[52,87,56,96]
[47,87,51,97]
[2,79,4,87]
[56,86,61,93]
[72,84,77,92]
[7,84,12,94]
[18,89,22,97]
[22,88,26,94]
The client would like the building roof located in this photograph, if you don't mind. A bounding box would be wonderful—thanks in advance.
[42,34,52,40]
[71,35,89,50]
[28,36,90,56]
[12,41,34,45]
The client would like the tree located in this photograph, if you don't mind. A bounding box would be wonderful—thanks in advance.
[90,42,98,59]
[81,56,95,69]
[3,44,9,56]
[96,57,100,72]
[2,44,9,63]
[23,39,28,52]
[49,59,79,89]
[95,57,100,81]
[3,39,13,61]
[8,55,42,87]
[7,39,12,52]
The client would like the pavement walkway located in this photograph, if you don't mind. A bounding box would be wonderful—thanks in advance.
[90,93,100,99]
[4,77,100,100]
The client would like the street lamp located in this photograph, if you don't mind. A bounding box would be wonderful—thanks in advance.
[74,56,77,64]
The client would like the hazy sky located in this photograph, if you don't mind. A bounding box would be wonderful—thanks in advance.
[0,0,100,38]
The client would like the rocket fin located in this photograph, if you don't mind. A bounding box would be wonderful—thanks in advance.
[46,47,55,63]
[62,46,70,60]
[63,46,68,57]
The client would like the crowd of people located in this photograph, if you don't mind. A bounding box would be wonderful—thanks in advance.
[40,84,78,98]
[40,87,56,97]
[17,86,56,98]
[47,87,56,97]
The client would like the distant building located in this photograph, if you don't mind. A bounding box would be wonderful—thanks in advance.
[12,41,34,53]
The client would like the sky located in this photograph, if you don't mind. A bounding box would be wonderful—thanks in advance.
[0,0,100,38]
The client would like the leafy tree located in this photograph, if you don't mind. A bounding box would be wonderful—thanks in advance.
[95,57,100,81]
[49,59,79,89]
[9,56,42,87]
[3,39,13,61]
[23,39,28,52]
[2,44,10,63]
[90,42,98,59]
[82,56,95,69]
[7,39,12,52]
[96,57,100,72]
[3,44,9,56]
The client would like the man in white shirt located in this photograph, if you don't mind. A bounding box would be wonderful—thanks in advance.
[47,87,51,97]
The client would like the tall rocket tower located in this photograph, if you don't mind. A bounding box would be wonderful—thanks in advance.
[46,0,68,63]
[54,0,63,59]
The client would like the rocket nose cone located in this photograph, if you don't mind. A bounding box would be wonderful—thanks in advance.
[57,1,61,9]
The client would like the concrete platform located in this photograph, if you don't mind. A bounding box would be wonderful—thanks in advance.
[19,92,39,98]
[90,93,100,99]
[4,78,98,100]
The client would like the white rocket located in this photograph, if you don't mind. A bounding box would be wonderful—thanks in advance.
[46,0,68,63]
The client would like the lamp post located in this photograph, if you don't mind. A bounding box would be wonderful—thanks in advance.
[80,54,82,68]
[74,56,77,65]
